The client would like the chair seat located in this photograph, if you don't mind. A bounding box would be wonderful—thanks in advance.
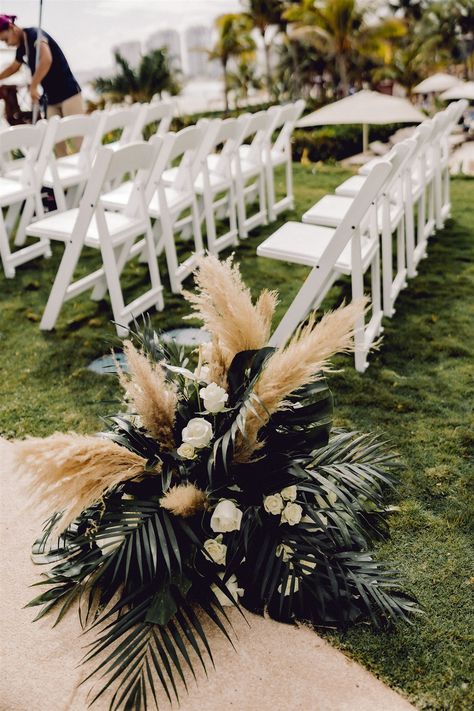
[0,176,31,206]
[43,163,89,189]
[0,177,33,206]
[257,221,377,275]
[303,194,403,231]
[101,181,193,219]
[148,187,193,219]
[162,164,231,195]
[26,208,147,246]
[335,175,366,197]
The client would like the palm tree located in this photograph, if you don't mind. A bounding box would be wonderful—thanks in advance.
[284,0,405,96]
[94,49,180,104]
[208,13,256,112]
[227,53,262,108]
[242,0,285,98]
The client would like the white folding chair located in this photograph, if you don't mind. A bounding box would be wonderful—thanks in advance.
[263,100,305,221]
[232,111,269,238]
[257,161,392,372]
[25,142,164,336]
[0,123,51,278]
[312,141,413,317]
[101,125,206,294]
[131,100,175,141]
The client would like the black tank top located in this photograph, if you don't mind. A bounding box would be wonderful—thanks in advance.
[15,27,81,105]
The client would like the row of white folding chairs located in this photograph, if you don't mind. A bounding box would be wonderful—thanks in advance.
[0,98,305,334]
[257,100,467,373]
[0,100,305,285]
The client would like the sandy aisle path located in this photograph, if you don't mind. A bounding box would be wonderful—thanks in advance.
[0,440,415,711]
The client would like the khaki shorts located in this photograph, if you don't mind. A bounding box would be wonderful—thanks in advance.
[46,92,84,119]
[47,93,85,156]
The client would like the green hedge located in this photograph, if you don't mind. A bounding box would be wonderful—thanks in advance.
[291,123,412,163]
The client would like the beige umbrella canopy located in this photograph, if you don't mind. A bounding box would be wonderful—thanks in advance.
[413,73,462,94]
[440,82,474,101]
[297,90,425,153]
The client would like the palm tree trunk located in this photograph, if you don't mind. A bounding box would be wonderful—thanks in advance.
[337,54,349,96]
[262,29,272,99]
[222,58,230,112]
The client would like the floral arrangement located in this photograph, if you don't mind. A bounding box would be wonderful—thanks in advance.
[12,256,417,711]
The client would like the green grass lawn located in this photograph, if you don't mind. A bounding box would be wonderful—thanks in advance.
[1,164,473,709]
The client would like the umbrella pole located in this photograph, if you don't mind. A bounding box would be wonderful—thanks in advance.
[362,123,369,154]
[32,0,44,124]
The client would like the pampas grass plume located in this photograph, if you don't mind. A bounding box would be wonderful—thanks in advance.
[118,341,177,450]
[11,433,155,531]
[184,255,278,381]
[160,483,208,518]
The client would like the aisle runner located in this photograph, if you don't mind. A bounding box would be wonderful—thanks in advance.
[0,440,415,711]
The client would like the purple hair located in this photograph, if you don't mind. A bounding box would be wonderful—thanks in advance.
[0,14,17,31]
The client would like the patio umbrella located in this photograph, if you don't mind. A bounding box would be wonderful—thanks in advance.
[297,90,424,153]
[413,73,462,94]
[440,82,474,102]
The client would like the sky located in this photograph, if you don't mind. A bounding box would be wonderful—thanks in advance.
[1,0,242,72]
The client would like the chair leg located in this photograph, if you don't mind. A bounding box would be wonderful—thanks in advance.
[236,177,248,239]
[14,196,36,247]
[405,195,416,279]
[99,237,128,333]
[259,171,268,226]
[266,163,276,223]
[40,239,83,330]
[0,215,15,279]
[202,190,218,255]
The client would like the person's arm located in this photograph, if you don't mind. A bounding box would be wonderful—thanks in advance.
[30,41,52,102]
[0,60,22,81]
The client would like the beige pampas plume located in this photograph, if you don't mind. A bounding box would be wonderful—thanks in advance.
[160,483,208,518]
[184,255,278,385]
[11,433,155,531]
[117,341,177,450]
[234,299,367,462]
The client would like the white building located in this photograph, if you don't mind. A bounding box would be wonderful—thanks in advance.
[145,30,183,69]
[111,41,142,68]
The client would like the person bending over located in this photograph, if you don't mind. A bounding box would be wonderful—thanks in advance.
[0,13,84,151]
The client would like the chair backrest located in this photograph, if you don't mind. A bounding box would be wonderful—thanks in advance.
[81,141,159,228]
[239,110,271,163]
[210,118,244,175]
[267,100,305,155]
[131,100,175,140]
[169,121,219,190]
[94,105,142,149]
[0,122,46,185]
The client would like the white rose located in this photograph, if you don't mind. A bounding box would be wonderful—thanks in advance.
[177,442,197,460]
[210,499,243,533]
[281,502,303,526]
[182,417,213,449]
[281,485,297,502]
[200,382,229,414]
[278,575,300,596]
[264,493,284,515]
[211,573,244,606]
[275,543,293,562]
[204,535,227,565]
[300,554,317,575]
[96,534,125,553]
[194,364,211,383]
